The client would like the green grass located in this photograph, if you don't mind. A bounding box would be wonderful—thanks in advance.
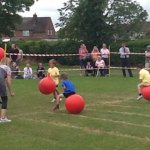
[1,69,150,150]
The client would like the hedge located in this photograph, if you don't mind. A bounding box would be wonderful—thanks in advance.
[3,39,150,66]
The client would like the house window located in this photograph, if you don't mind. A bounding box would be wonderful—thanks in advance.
[22,30,30,36]
[48,30,53,35]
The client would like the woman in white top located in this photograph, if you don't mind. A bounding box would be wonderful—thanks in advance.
[23,63,33,79]
[100,43,110,75]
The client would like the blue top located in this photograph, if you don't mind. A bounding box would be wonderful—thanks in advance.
[62,79,76,94]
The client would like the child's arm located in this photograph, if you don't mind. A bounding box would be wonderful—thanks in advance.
[52,74,59,78]
[6,75,14,96]
[62,85,66,92]
[139,79,142,84]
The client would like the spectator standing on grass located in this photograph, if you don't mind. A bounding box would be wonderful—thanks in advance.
[79,43,88,76]
[100,43,110,75]
[23,63,33,79]
[0,58,14,123]
[9,44,19,64]
[16,45,23,65]
[119,42,133,77]
[145,45,150,70]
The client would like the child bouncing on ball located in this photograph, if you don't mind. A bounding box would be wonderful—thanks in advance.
[53,73,76,111]
[137,64,150,100]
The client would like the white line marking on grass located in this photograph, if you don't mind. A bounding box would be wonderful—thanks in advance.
[86,99,131,107]
[87,102,150,111]
[86,109,150,118]
[11,111,150,142]
[17,132,57,144]
[11,111,44,118]
[78,115,150,129]
[20,117,150,143]
[107,110,150,118]
[105,104,150,110]
[12,110,150,129]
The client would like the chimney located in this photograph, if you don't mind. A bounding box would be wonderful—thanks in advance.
[33,13,37,24]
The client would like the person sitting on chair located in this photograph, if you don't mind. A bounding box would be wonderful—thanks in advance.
[85,61,94,76]
[95,56,105,77]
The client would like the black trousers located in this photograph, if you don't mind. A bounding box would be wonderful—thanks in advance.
[120,58,133,77]
[102,58,109,75]
[0,96,8,109]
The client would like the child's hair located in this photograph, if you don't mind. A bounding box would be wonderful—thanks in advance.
[49,59,57,65]
[60,73,68,80]
[147,45,150,50]
[137,64,144,69]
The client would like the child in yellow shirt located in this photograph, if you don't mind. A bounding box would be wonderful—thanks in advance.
[137,64,150,100]
[47,59,60,102]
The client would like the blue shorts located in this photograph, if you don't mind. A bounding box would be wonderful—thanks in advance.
[63,92,76,98]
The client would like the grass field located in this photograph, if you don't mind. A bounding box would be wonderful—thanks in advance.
[1,69,150,150]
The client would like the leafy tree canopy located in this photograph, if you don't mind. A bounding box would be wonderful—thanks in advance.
[57,0,148,44]
[106,0,148,40]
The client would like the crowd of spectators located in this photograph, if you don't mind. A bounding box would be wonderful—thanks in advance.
[8,44,46,80]
[3,42,150,79]
[78,42,150,77]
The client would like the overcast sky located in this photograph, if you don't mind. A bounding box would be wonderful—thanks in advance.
[19,0,150,30]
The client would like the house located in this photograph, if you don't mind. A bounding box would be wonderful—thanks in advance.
[141,21,150,33]
[14,14,56,40]
[140,21,150,38]
[129,21,150,40]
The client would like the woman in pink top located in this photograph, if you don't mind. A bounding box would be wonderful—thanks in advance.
[79,43,88,75]
[100,43,110,75]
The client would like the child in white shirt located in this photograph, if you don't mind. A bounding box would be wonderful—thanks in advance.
[23,63,33,79]
[85,61,94,76]
[95,56,105,77]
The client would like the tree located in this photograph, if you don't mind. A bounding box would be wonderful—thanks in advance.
[57,0,110,46]
[0,0,38,37]
[105,0,148,40]
[57,0,148,43]
[56,0,79,28]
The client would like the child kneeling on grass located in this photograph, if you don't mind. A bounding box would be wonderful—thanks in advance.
[53,73,76,111]
[137,64,150,100]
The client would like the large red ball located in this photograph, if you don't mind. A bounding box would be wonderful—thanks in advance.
[141,86,150,101]
[65,94,85,114]
[0,47,5,60]
[38,77,56,95]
